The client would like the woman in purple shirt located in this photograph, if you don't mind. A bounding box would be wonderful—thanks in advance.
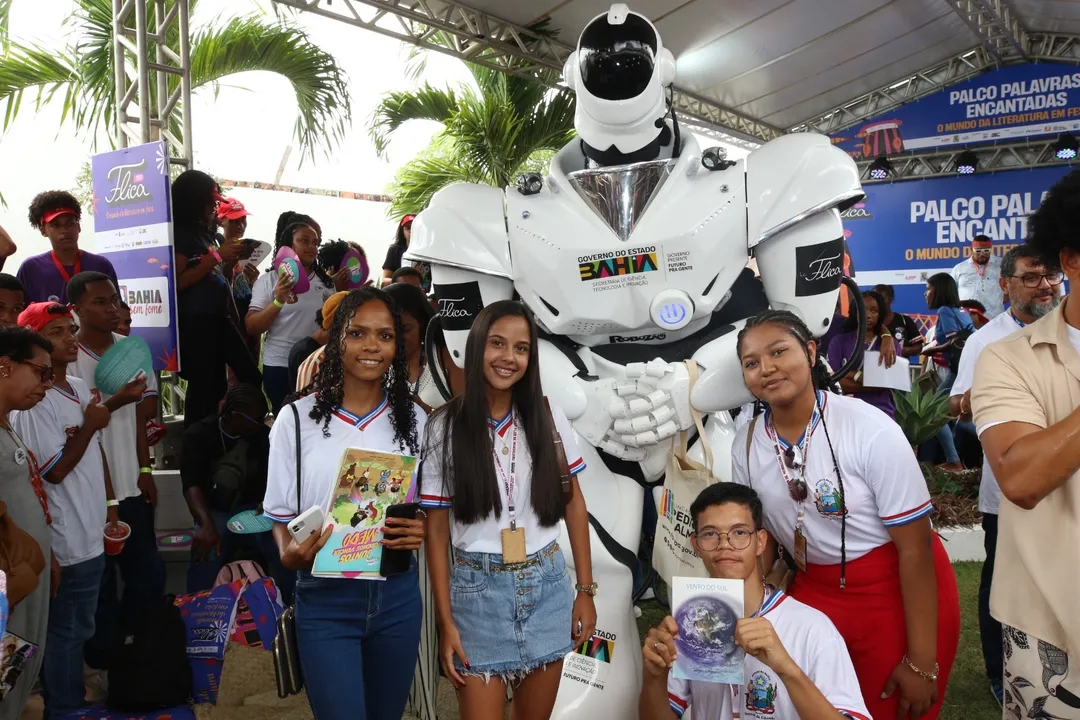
[827,290,900,419]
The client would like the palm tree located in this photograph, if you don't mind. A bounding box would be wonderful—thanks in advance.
[369,46,575,219]
[0,0,351,163]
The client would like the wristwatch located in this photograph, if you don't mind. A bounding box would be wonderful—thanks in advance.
[575,582,599,596]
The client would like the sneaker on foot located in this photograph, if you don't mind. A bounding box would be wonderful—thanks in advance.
[990,680,1003,705]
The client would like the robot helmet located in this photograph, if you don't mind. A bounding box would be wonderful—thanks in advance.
[564,4,677,164]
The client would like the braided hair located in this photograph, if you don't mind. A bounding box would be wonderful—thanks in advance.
[273,211,333,288]
[736,309,850,589]
[220,382,268,418]
[307,287,420,454]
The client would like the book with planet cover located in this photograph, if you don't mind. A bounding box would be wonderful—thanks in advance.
[312,448,419,579]
[671,576,745,685]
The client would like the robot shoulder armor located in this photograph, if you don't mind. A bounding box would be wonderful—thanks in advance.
[745,133,864,249]
[404,182,511,278]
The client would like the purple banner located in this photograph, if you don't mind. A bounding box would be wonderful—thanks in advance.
[91,141,179,371]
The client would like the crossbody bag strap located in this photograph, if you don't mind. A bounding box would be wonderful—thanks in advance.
[682,360,712,472]
[745,415,759,488]
[543,396,573,503]
[290,403,302,516]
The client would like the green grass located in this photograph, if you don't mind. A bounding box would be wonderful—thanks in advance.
[635,561,999,720]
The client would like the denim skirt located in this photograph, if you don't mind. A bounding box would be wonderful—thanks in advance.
[450,540,574,681]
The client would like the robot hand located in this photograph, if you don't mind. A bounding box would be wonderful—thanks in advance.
[599,359,694,461]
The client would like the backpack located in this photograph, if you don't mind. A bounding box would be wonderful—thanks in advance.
[107,596,193,711]
[214,559,266,588]
[945,308,976,374]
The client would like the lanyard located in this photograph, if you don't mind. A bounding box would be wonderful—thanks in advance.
[493,417,519,530]
[50,251,82,284]
[762,393,823,493]
[1009,311,1026,329]
[1,425,51,525]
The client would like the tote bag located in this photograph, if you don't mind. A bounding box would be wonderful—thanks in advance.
[651,361,719,586]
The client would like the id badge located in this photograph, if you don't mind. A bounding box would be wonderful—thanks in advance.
[793,526,808,573]
[501,527,527,564]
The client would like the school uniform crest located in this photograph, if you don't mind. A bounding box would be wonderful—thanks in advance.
[745,670,778,715]
[813,478,846,518]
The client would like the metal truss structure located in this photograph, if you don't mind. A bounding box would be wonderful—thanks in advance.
[858,139,1074,183]
[946,0,1029,61]
[111,0,193,168]
[271,0,784,145]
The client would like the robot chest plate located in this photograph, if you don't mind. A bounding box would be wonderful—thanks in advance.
[507,173,748,340]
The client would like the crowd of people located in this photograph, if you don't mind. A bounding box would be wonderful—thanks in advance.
[0,164,1074,720]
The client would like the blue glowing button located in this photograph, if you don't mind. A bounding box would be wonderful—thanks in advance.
[650,290,694,331]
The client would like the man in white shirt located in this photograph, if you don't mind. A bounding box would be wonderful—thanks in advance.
[12,302,121,719]
[951,235,1004,319]
[950,245,1063,705]
[64,272,165,674]
[639,483,869,720]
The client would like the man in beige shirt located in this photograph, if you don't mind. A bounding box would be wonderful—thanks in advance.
[972,169,1080,720]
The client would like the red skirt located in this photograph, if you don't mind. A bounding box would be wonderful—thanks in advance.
[790,535,961,720]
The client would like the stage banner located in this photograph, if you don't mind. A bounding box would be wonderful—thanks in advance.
[91,141,180,371]
[830,64,1080,159]
[845,165,1071,315]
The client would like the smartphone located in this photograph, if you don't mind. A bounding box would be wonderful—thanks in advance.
[380,503,419,577]
[288,506,325,544]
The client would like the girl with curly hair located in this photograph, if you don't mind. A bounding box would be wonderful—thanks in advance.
[246,211,336,413]
[262,287,427,720]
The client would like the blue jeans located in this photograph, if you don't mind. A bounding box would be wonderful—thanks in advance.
[85,497,166,670]
[263,365,290,416]
[43,553,106,719]
[295,568,422,720]
[186,507,295,603]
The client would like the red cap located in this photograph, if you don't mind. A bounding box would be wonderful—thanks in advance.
[400,214,415,226]
[42,208,78,225]
[216,197,251,221]
[18,302,72,332]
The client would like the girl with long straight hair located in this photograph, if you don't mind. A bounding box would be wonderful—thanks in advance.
[827,289,901,419]
[262,287,427,720]
[733,310,960,720]
[420,300,597,720]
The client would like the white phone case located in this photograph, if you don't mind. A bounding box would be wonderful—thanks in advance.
[288,506,324,544]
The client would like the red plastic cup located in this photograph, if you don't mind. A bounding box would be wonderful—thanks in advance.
[103,521,131,556]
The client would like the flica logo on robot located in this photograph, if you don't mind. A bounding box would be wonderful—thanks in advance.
[794,238,846,297]
[435,281,485,332]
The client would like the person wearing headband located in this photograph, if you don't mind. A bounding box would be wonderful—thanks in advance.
[381,214,414,285]
[17,191,118,304]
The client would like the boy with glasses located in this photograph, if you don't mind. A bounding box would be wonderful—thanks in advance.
[639,483,869,720]
[11,302,120,719]
[951,235,1004,319]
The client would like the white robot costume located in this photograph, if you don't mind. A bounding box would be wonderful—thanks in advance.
[406,5,864,717]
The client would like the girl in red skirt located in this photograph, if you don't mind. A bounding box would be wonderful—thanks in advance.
[733,310,960,720]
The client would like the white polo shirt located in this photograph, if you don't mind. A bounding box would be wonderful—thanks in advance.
[250,270,334,368]
[69,335,159,503]
[419,404,586,555]
[667,590,870,720]
[951,255,1004,319]
[11,377,106,566]
[952,309,1026,515]
[263,393,427,523]
[731,392,932,565]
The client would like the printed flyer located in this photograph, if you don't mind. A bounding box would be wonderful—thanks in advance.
[671,576,745,685]
[312,448,418,579]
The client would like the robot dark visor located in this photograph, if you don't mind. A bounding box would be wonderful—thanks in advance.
[579,13,658,101]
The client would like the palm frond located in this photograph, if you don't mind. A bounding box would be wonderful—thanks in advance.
[368,84,460,157]
[387,149,489,217]
[0,0,11,48]
[0,42,78,132]
[189,15,352,163]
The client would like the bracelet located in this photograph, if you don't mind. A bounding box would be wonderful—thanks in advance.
[211,250,223,263]
[902,655,939,682]
[106,499,119,508]
[853,370,863,382]
[139,466,152,475]
[960,395,970,415]
[273,298,285,308]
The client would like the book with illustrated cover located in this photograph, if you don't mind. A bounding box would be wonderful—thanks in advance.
[671,576,745,685]
[312,448,419,579]
[0,631,37,700]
